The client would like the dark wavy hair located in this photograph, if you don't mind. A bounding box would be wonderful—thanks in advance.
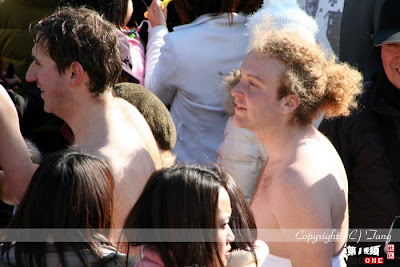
[123,164,257,267]
[1,149,115,267]
[30,6,122,96]
[58,0,129,27]
[173,0,262,24]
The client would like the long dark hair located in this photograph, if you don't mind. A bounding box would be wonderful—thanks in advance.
[173,0,262,24]
[1,149,115,267]
[123,164,257,267]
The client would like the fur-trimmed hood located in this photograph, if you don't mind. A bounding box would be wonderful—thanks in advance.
[221,69,240,116]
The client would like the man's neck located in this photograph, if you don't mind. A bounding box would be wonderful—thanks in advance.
[65,91,113,151]
[257,123,315,162]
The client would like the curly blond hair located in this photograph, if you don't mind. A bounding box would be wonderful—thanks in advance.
[252,30,364,126]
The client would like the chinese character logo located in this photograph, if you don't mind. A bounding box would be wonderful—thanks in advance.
[387,244,395,260]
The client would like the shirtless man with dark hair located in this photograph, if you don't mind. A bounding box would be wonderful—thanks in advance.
[0,7,161,242]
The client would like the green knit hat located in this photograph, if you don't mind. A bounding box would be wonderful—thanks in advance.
[114,82,176,150]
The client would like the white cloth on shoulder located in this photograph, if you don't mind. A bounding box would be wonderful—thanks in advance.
[261,247,346,267]
[229,240,269,267]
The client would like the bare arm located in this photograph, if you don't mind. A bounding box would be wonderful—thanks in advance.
[273,168,333,267]
[0,85,36,204]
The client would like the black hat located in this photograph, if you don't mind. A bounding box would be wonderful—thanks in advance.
[374,0,400,46]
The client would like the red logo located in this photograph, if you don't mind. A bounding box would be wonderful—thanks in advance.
[387,244,395,260]
[364,257,384,264]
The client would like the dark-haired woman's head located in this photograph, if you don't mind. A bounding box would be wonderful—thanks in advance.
[173,0,262,25]
[58,0,132,27]
[2,149,115,266]
[124,164,257,266]
[11,149,114,229]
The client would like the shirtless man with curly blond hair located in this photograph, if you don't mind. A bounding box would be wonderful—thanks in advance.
[231,30,363,267]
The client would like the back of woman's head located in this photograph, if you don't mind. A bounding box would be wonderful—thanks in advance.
[9,149,114,229]
[124,164,256,266]
[174,0,262,24]
[58,0,128,27]
[2,150,115,266]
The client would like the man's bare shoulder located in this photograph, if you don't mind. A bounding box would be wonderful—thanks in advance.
[115,97,144,121]
[293,133,344,178]
[113,97,162,168]
[271,135,346,197]
[272,164,311,197]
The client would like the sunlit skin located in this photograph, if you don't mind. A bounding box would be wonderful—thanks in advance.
[231,50,287,136]
[25,43,71,116]
[0,10,163,248]
[124,0,134,26]
[145,0,167,26]
[216,187,235,266]
[231,49,349,266]
[381,43,400,90]
[24,39,162,246]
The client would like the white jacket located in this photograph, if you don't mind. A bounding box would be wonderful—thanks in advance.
[145,13,250,164]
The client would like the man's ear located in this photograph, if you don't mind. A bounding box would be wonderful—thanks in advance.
[68,61,84,87]
[281,94,300,115]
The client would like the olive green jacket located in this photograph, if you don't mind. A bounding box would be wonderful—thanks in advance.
[0,0,58,86]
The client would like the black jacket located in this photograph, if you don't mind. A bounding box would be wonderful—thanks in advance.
[339,0,384,82]
[319,70,400,229]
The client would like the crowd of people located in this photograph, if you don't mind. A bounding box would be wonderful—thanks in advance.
[0,0,399,266]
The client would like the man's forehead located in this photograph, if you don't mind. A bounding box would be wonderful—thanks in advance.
[241,52,286,77]
[31,42,47,57]
[31,43,41,53]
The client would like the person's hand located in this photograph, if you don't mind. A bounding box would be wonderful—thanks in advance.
[144,0,167,27]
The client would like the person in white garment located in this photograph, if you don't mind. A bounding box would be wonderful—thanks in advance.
[144,0,262,164]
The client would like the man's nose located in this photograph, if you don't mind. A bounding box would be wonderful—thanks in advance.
[231,83,244,98]
[25,63,37,82]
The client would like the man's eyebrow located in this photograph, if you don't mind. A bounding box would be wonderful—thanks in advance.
[247,74,262,80]
[245,73,263,84]
[239,69,262,82]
